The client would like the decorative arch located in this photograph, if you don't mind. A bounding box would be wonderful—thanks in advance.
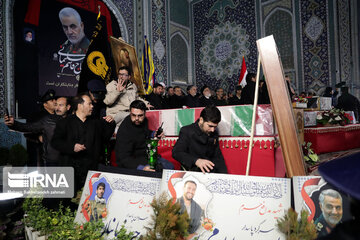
[263,7,298,91]
[170,31,192,85]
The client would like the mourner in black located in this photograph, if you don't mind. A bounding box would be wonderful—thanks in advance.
[172,105,228,173]
[52,93,115,190]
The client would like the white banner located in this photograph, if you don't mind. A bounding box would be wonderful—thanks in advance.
[159,170,291,240]
[75,171,161,239]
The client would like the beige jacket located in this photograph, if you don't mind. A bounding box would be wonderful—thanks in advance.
[104,80,147,116]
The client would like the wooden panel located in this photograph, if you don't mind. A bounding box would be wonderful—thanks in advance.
[257,35,305,177]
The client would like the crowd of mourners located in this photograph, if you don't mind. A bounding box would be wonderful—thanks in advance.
[4,65,360,192]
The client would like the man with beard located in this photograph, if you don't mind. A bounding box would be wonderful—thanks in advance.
[58,7,89,54]
[115,100,172,171]
[145,83,166,109]
[104,66,151,126]
[177,180,203,239]
[172,105,228,173]
[315,189,343,237]
[52,93,115,191]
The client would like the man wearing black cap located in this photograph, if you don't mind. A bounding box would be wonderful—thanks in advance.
[336,86,360,122]
[4,97,71,166]
[38,89,57,118]
[23,89,57,166]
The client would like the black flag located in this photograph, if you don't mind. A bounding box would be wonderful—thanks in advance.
[78,14,116,93]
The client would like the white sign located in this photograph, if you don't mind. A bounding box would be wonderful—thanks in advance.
[75,171,161,239]
[159,170,291,240]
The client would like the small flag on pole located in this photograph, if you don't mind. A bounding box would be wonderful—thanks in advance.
[238,56,248,88]
[141,36,156,95]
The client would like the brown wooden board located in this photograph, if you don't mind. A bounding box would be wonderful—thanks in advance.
[257,35,306,176]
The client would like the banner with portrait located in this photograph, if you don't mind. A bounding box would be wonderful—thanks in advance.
[74,171,161,239]
[36,1,119,96]
[293,176,352,238]
[159,170,291,239]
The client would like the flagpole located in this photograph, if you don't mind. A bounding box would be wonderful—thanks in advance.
[97,5,101,19]
[245,54,261,176]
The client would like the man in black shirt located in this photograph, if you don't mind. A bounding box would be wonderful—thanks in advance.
[52,93,115,190]
[172,105,228,173]
[145,83,166,109]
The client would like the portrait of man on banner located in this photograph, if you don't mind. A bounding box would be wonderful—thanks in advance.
[36,1,120,97]
[300,177,351,238]
[172,175,214,239]
[82,178,113,222]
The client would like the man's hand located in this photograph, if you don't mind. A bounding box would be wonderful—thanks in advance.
[195,159,214,173]
[146,103,154,110]
[74,143,86,152]
[4,115,14,126]
[116,78,126,92]
[103,115,114,123]
[143,165,155,172]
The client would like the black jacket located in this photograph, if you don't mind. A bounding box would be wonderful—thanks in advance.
[228,95,244,105]
[336,93,360,121]
[51,114,115,188]
[172,121,228,173]
[185,95,201,108]
[199,96,215,107]
[115,115,151,169]
[10,114,62,164]
[169,95,185,109]
[145,92,165,109]
[241,81,256,104]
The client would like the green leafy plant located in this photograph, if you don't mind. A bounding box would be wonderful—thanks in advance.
[302,142,319,166]
[23,196,133,240]
[115,225,134,240]
[277,208,317,240]
[143,192,190,240]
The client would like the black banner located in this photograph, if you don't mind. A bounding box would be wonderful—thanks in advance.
[78,15,116,93]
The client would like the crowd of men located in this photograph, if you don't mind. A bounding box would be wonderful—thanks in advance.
[5,64,360,238]
[4,66,230,192]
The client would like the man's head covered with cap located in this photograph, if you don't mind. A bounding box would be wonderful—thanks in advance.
[40,89,57,114]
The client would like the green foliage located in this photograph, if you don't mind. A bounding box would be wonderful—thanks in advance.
[302,142,319,166]
[115,225,134,240]
[277,208,317,240]
[9,144,28,166]
[23,196,133,239]
[143,192,190,240]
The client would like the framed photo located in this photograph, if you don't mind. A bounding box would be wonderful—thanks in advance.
[109,36,145,95]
